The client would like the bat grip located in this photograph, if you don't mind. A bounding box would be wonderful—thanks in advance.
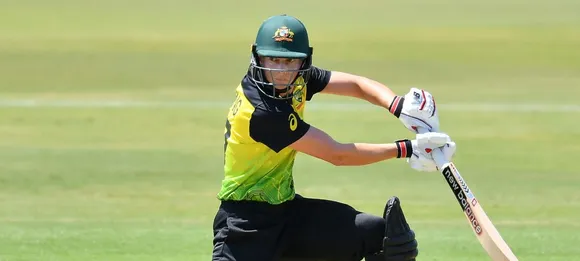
[416,127,449,170]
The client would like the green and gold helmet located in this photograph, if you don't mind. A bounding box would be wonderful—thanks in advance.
[249,14,313,99]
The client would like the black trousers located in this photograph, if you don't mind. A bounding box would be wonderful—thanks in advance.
[212,194,385,261]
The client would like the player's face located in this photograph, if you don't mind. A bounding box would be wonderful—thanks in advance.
[260,57,303,90]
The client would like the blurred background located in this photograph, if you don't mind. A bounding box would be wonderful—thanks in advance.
[0,0,579,260]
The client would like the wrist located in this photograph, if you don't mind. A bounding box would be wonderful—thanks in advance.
[388,96,405,118]
[394,139,413,158]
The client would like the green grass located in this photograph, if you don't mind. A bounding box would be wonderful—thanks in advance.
[0,0,579,260]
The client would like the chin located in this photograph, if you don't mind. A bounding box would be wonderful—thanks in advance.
[275,85,294,91]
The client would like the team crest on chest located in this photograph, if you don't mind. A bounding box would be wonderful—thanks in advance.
[293,86,304,102]
[292,85,305,111]
[273,26,294,42]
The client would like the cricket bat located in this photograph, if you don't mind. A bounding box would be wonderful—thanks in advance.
[423,130,519,261]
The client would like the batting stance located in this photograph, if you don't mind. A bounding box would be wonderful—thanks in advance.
[213,14,456,261]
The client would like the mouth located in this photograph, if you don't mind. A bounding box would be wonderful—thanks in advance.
[273,77,291,83]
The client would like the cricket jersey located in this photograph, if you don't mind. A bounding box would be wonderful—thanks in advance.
[217,67,331,204]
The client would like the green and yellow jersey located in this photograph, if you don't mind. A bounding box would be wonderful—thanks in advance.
[218,67,331,205]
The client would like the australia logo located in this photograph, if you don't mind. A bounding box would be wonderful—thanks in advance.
[293,85,305,110]
[273,26,294,42]
[293,86,304,103]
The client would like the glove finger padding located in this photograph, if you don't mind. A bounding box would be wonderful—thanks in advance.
[393,87,440,132]
[383,196,418,261]
[416,132,450,150]
[442,141,457,161]
[409,141,457,172]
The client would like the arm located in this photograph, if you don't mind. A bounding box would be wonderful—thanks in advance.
[314,70,440,132]
[248,105,450,169]
[320,71,397,110]
[248,104,407,166]
[289,125,407,166]
[290,125,456,171]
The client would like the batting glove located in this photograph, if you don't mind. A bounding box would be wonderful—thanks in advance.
[395,132,456,172]
[389,87,440,133]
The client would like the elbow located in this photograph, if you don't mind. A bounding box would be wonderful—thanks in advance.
[354,76,373,91]
[326,148,349,166]
[332,160,351,166]
[328,156,344,166]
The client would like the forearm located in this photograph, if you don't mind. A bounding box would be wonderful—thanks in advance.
[290,125,412,167]
[332,142,407,166]
[355,77,397,110]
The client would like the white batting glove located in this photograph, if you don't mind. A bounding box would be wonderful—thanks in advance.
[388,87,440,132]
[395,132,456,172]
[409,141,456,172]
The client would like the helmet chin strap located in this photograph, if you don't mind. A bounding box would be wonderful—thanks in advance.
[274,85,295,98]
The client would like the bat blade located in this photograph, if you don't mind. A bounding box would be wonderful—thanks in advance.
[439,160,519,261]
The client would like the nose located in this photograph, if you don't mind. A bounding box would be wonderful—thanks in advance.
[270,61,290,70]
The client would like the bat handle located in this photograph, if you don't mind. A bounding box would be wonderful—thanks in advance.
[416,128,449,170]
[431,147,448,170]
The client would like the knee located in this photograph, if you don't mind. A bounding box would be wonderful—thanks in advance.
[355,213,385,253]
[362,197,420,261]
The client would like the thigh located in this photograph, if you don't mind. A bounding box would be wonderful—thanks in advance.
[279,195,385,261]
[212,201,290,261]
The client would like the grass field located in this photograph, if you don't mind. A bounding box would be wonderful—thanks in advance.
[1,0,579,260]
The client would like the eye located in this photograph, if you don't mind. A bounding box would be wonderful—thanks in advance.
[269,58,284,64]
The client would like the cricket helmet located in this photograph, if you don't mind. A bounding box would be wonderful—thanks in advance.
[248,14,313,99]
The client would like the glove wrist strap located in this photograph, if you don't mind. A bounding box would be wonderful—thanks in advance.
[389,96,405,118]
[395,139,413,158]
